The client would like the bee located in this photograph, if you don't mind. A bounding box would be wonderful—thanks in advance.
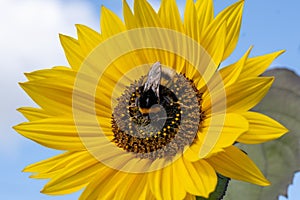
[136,62,162,115]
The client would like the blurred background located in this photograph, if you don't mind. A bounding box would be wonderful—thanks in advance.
[0,0,299,199]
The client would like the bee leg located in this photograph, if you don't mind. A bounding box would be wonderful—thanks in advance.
[142,113,150,120]
[176,102,192,108]
[160,96,172,106]
[135,97,139,107]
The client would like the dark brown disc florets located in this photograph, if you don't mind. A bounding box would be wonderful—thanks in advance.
[112,71,203,160]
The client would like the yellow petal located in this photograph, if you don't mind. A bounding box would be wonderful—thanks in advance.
[203,47,252,97]
[201,19,226,66]
[123,0,137,29]
[24,67,72,81]
[185,113,248,160]
[139,186,157,200]
[182,0,202,80]
[148,161,164,200]
[30,168,61,180]
[184,137,203,162]
[226,77,274,113]
[239,50,285,79]
[206,1,244,60]
[195,0,214,38]
[116,174,152,200]
[13,117,104,150]
[184,0,199,41]
[174,157,217,198]
[149,160,186,200]
[76,24,102,56]
[134,0,162,27]
[207,145,270,186]
[158,0,183,32]
[23,151,72,174]
[59,34,84,71]
[42,164,101,194]
[196,22,226,89]
[30,152,88,179]
[161,163,174,200]
[20,74,110,116]
[203,77,274,114]
[171,161,187,200]
[79,166,116,200]
[157,0,186,71]
[80,168,149,200]
[17,107,50,121]
[237,112,288,144]
[19,79,73,116]
[219,46,252,87]
[109,173,145,200]
[203,113,248,155]
[42,153,102,195]
[100,6,126,40]
[184,193,196,200]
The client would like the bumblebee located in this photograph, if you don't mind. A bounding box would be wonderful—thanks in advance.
[136,62,162,115]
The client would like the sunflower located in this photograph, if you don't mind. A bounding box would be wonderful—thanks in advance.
[14,0,288,199]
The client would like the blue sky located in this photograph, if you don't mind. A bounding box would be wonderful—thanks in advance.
[0,0,299,199]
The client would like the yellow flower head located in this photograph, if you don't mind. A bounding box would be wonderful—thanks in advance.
[14,0,288,199]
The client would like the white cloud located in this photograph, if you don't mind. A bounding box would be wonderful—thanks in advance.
[1,0,98,70]
[0,0,98,158]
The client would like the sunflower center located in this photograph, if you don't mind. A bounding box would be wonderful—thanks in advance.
[112,69,203,159]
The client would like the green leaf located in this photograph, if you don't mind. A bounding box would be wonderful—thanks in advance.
[224,69,300,200]
[197,174,230,200]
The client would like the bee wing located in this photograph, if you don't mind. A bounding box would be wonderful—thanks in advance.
[144,62,161,98]
[161,67,176,88]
